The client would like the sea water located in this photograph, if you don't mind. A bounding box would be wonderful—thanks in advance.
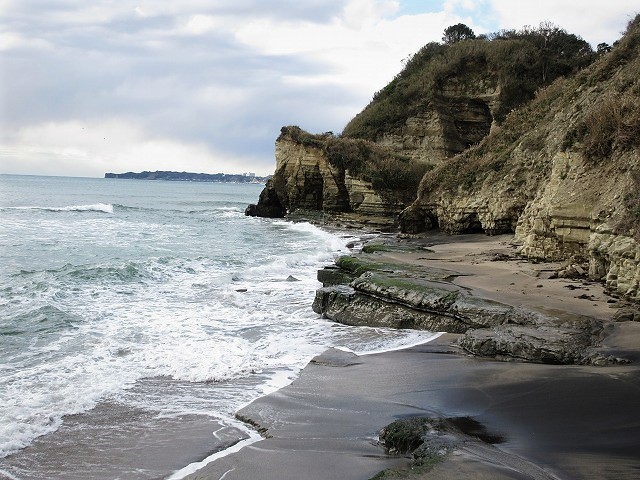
[0,175,435,479]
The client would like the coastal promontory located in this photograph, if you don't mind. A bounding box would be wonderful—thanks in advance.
[234,17,640,480]
[248,18,640,301]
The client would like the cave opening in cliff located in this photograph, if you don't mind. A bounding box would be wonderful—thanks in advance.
[462,212,484,234]
[454,99,493,150]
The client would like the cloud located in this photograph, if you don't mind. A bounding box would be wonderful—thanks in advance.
[1,0,637,177]
[0,119,264,177]
[1,0,466,176]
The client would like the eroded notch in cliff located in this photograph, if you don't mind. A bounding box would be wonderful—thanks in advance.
[454,99,493,148]
[463,212,484,234]
[437,97,494,155]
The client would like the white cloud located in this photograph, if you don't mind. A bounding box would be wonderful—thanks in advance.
[0,0,637,178]
[340,0,400,27]
[0,120,268,177]
[0,31,52,51]
[180,14,221,35]
[234,8,463,101]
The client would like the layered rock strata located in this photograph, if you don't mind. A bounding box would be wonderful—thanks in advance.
[313,249,627,365]
[246,127,409,228]
[399,22,640,300]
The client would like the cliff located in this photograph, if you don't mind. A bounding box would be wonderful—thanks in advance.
[246,127,429,228]
[401,16,640,299]
[248,24,595,227]
[248,19,640,300]
[343,28,594,162]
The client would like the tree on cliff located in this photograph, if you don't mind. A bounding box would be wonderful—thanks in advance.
[442,23,476,44]
[490,22,593,81]
[343,21,596,141]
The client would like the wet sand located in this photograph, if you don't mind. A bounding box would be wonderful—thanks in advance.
[184,336,640,479]
[0,403,249,480]
[184,233,640,480]
[383,233,614,320]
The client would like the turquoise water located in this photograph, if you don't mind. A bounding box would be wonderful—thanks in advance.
[0,175,434,479]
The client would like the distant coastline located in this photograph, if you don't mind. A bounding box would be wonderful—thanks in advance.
[105,170,269,183]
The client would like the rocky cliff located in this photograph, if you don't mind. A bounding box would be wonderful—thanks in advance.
[343,29,594,160]
[248,20,640,300]
[247,25,594,227]
[401,17,640,299]
[246,126,429,228]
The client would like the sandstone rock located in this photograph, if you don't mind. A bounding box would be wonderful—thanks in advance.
[313,268,550,335]
[459,323,593,365]
[614,307,640,322]
[246,127,409,227]
[317,265,356,287]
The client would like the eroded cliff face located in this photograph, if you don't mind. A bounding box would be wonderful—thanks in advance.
[515,152,640,300]
[400,20,640,299]
[377,76,501,165]
[246,128,409,227]
[248,20,640,301]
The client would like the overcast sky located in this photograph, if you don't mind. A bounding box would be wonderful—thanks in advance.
[0,0,637,177]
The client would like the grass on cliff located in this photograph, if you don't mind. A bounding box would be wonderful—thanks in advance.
[566,16,640,163]
[409,13,640,247]
[343,23,595,141]
[555,14,640,239]
[418,15,640,197]
[281,126,431,202]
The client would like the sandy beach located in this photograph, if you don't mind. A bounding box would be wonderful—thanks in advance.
[183,337,640,480]
[182,233,640,479]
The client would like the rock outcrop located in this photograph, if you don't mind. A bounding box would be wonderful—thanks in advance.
[312,249,625,365]
[400,18,640,299]
[245,178,286,218]
[248,27,596,228]
[247,19,640,302]
[376,91,499,166]
[246,127,426,228]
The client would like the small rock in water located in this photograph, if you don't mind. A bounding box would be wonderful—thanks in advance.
[286,275,300,282]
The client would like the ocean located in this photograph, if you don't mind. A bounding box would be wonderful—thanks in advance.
[0,175,435,479]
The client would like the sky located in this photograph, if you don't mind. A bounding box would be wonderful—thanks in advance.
[0,1,638,177]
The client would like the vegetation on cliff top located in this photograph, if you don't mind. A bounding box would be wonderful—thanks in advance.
[280,126,431,201]
[343,22,596,141]
[418,14,640,235]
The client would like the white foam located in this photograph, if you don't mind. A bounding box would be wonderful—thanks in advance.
[1,197,442,462]
[167,426,263,480]
[164,331,446,479]
[0,469,22,480]
[5,203,114,214]
[352,331,445,356]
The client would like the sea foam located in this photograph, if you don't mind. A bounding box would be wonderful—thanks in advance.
[3,203,114,214]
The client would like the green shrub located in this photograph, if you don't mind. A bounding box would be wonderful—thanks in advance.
[342,23,595,140]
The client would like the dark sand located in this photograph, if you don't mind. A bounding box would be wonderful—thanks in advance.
[183,234,640,480]
[184,336,640,479]
[0,403,249,480]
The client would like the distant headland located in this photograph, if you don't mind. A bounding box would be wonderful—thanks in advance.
[105,170,268,183]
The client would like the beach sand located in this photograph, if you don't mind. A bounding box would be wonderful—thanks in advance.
[184,337,640,479]
[183,233,640,480]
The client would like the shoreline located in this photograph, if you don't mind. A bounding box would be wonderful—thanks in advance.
[181,231,640,480]
[181,334,640,480]
[170,333,447,480]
